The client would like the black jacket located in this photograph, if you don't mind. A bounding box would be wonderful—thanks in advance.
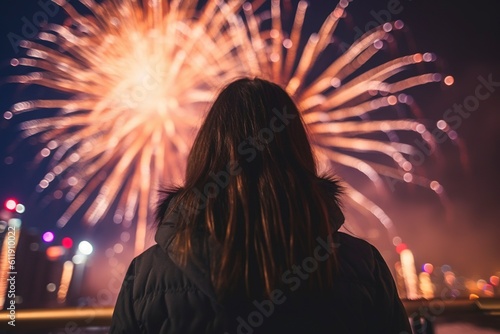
[111,203,412,334]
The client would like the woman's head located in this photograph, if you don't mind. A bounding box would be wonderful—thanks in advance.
[186,77,316,184]
[159,77,341,299]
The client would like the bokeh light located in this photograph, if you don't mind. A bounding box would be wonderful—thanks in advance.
[72,254,85,265]
[5,199,17,210]
[62,237,73,249]
[46,283,56,293]
[444,271,456,286]
[15,203,25,213]
[113,243,124,254]
[46,246,65,260]
[78,241,93,255]
[422,263,434,274]
[483,284,495,297]
[392,236,402,246]
[477,279,487,290]
[42,231,55,243]
[444,75,454,86]
[396,243,407,254]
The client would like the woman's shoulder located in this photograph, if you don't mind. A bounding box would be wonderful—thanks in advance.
[333,232,390,281]
[123,245,170,283]
[335,231,378,254]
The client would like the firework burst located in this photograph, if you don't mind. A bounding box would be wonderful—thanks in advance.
[6,0,453,254]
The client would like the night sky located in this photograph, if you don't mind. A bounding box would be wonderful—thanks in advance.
[0,0,499,291]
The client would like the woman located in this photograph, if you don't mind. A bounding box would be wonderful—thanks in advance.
[111,78,412,333]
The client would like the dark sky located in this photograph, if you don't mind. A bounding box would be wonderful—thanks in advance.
[0,0,499,283]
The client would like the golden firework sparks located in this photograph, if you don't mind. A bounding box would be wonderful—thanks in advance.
[6,0,452,254]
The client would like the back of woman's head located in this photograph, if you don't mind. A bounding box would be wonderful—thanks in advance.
[186,77,315,181]
[159,77,342,300]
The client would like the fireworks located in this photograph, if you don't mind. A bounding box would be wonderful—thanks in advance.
[6,0,452,254]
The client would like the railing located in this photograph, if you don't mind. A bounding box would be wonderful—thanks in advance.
[0,298,499,333]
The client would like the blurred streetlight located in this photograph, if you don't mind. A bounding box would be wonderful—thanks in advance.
[78,241,93,255]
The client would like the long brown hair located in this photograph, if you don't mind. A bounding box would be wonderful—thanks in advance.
[157,78,342,300]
